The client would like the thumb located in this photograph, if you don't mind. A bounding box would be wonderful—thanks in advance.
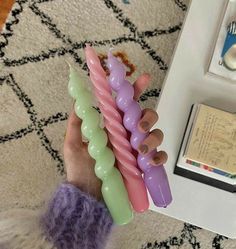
[133,73,151,101]
[64,107,83,149]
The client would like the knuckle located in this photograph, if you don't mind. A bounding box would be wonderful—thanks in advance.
[64,142,81,154]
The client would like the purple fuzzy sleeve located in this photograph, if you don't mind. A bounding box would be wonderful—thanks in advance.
[41,183,113,249]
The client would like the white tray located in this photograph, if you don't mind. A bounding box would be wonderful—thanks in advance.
[151,0,236,238]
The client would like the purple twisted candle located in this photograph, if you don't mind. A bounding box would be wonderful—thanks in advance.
[107,52,172,207]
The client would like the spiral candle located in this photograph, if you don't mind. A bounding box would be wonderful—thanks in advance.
[68,65,133,224]
[107,52,172,207]
[85,45,149,212]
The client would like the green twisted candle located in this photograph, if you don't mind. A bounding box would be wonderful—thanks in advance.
[68,65,133,225]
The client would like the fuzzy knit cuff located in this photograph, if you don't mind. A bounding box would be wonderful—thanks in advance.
[41,183,113,249]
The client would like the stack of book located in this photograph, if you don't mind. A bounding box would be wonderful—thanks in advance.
[175,104,236,192]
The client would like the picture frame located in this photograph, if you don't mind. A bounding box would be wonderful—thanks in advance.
[208,0,236,82]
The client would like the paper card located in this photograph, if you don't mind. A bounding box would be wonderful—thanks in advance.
[184,104,236,174]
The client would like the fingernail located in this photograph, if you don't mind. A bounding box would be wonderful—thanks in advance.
[152,156,161,165]
[138,144,149,154]
[140,121,149,131]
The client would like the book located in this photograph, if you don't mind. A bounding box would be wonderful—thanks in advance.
[175,104,236,192]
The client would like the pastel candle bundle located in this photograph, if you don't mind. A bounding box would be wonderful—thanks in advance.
[68,65,133,225]
[107,52,172,207]
[85,45,149,212]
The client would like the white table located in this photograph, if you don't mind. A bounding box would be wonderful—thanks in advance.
[152,0,236,238]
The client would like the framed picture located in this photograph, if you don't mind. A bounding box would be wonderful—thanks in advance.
[208,0,236,82]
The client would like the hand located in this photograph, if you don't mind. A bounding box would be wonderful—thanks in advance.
[64,110,102,200]
[63,73,168,200]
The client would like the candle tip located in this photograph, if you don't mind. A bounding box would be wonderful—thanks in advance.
[108,50,114,58]
[84,44,102,69]
[108,47,115,54]
[65,60,71,68]
[84,44,95,57]
[85,43,91,49]
[66,61,75,75]
[108,51,112,58]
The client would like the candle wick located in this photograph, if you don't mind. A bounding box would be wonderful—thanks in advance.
[109,47,115,53]
[65,60,72,69]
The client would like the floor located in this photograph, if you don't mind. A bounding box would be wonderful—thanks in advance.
[0,0,15,31]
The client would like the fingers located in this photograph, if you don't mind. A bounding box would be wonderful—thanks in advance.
[133,73,151,101]
[138,129,168,166]
[138,109,159,133]
[136,108,167,166]
[138,129,164,155]
[64,108,83,150]
[150,151,168,166]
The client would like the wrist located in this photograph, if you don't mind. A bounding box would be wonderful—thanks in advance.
[66,178,102,201]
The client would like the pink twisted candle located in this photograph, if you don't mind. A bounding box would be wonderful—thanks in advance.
[85,44,149,212]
